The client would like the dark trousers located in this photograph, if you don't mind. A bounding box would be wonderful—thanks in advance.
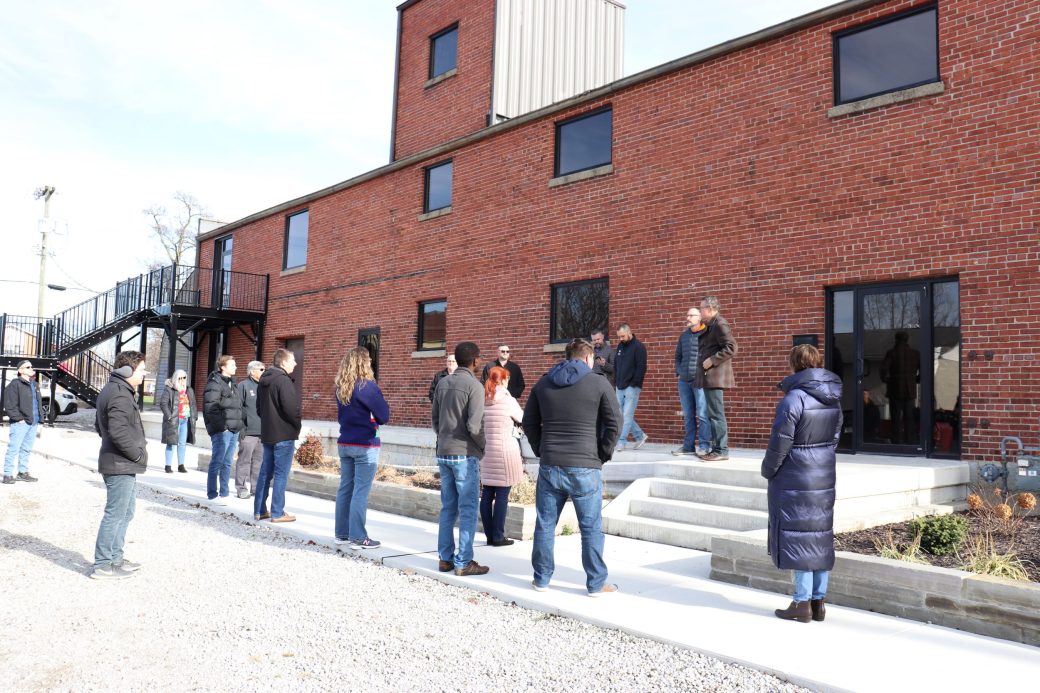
[479,485,511,543]
[704,388,729,454]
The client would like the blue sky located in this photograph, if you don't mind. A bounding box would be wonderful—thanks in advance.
[0,0,840,316]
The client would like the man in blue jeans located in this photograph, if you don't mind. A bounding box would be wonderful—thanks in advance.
[431,342,488,577]
[613,324,648,450]
[3,360,42,484]
[202,355,245,504]
[523,338,621,596]
[673,307,712,456]
[255,348,301,523]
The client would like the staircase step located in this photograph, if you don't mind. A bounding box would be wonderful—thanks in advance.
[654,461,768,489]
[834,502,966,534]
[602,515,739,551]
[649,479,767,510]
[630,498,768,531]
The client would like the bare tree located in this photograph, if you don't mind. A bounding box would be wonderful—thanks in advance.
[144,191,208,267]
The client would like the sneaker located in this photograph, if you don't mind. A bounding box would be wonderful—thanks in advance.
[438,560,454,572]
[271,514,296,523]
[254,512,272,521]
[90,565,135,581]
[114,559,142,572]
[211,497,228,507]
[2,476,14,485]
[15,472,38,482]
[532,581,549,592]
[672,447,697,456]
[588,583,619,597]
[488,538,515,547]
[454,560,490,577]
[701,452,729,461]
[614,443,626,453]
[696,447,712,457]
[351,537,381,549]
[334,537,351,546]
[633,435,649,450]
[237,489,250,499]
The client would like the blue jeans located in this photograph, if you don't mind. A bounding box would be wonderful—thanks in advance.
[437,456,480,569]
[254,440,294,518]
[336,446,379,541]
[793,570,829,602]
[4,420,38,475]
[615,387,645,444]
[165,418,188,467]
[480,485,511,543]
[704,388,729,455]
[207,430,238,499]
[532,465,608,593]
[94,474,137,569]
[677,380,711,452]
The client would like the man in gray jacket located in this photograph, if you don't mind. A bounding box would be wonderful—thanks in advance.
[431,341,488,577]
[235,360,265,498]
[91,351,148,580]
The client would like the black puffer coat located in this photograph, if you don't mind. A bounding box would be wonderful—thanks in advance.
[761,368,842,571]
[159,385,198,445]
[202,371,245,435]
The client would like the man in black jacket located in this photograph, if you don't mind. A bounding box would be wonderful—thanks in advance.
[523,338,621,596]
[427,353,457,402]
[3,360,42,484]
[91,351,148,580]
[613,324,648,450]
[254,348,301,523]
[674,307,711,456]
[203,355,245,504]
[235,360,265,498]
[481,345,525,400]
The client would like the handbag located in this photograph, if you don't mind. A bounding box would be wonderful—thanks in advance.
[511,422,524,439]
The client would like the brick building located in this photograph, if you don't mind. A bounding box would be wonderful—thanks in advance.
[193,0,1040,463]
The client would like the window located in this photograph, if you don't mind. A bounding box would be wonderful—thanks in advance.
[554,107,612,178]
[429,24,458,79]
[418,300,447,351]
[424,160,453,213]
[550,278,608,343]
[833,6,939,105]
[283,210,308,270]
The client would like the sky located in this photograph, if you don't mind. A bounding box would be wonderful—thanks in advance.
[0,0,841,317]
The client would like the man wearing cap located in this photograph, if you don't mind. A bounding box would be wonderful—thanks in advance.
[3,360,42,484]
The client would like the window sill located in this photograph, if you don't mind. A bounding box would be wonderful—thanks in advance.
[828,81,944,118]
[542,343,567,354]
[412,349,446,359]
[418,206,452,222]
[280,266,306,277]
[549,164,614,188]
[425,68,458,89]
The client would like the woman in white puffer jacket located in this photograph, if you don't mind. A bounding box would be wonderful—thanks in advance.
[479,365,524,547]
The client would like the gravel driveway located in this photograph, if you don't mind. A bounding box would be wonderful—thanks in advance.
[0,457,805,692]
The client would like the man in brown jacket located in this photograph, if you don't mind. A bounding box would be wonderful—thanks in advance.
[695,296,737,460]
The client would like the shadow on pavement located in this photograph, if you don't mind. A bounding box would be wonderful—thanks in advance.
[0,529,93,575]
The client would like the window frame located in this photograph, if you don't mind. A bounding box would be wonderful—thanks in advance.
[282,209,309,271]
[553,105,613,179]
[423,159,453,213]
[549,277,609,344]
[429,23,459,80]
[417,299,448,351]
[832,4,940,106]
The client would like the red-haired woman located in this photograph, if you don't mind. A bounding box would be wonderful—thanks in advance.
[480,365,524,546]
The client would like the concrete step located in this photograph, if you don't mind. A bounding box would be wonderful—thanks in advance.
[629,497,769,532]
[654,461,768,489]
[834,502,966,533]
[602,514,739,551]
[834,484,966,519]
[648,479,767,511]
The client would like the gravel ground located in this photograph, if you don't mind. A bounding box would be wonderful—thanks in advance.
[0,456,807,693]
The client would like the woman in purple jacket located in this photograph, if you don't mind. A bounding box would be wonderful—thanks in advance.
[334,347,390,549]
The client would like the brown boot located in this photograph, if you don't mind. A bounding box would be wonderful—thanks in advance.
[774,600,812,623]
[810,598,826,622]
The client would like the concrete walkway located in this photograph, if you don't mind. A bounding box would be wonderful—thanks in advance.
[7,426,1039,692]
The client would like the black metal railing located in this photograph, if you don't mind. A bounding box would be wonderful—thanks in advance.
[0,314,57,358]
[57,349,113,399]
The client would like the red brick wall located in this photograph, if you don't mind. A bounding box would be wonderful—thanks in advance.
[201,0,1040,461]
[392,0,495,160]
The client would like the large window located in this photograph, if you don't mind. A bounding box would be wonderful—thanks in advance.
[554,107,613,178]
[550,278,608,343]
[418,299,447,351]
[429,24,458,79]
[833,5,939,105]
[283,210,309,270]
[424,160,453,213]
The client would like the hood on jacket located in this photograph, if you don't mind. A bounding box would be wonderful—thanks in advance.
[547,359,592,387]
[779,368,842,406]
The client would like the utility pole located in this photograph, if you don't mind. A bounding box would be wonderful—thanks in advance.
[34,186,56,319]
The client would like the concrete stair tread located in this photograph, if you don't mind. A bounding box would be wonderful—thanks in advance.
[651,479,767,494]
[603,514,744,550]
[834,502,966,533]
[633,496,768,518]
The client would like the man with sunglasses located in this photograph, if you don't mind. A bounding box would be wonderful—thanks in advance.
[481,345,525,400]
[3,360,42,484]
[235,360,266,499]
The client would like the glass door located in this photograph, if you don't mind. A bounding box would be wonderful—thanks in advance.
[213,235,233,309]
[358,328,380,381]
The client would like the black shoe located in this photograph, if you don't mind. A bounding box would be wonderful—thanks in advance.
[177,465,188,473]
[16,472,38,482]
[2,476,14,485]
[774,601,812,623]
[810,598,826,622]
[165,466,173,474]
[489,538,515,547]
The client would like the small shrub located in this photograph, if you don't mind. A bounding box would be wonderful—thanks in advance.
[908,513,968,556]
[873,529,929,565]
[960,532,1031,581]
[560,524,574,536]
[411,470,439,490]
[375,466,400,482]
[294,434,325,468]
[508,474,537,505]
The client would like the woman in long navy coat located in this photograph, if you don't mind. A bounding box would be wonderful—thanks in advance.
[761,344,842,623]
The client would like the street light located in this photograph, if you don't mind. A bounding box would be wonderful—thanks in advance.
[47,284,66,291]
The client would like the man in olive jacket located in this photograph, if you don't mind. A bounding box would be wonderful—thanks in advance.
[91,351,148,580]
[695,295,738,461]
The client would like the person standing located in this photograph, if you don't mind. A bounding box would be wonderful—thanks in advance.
[696,296,737,461]
[428,354,458,402]
[613,324,648,450]
[202,355,245,504]
[334,347,390,549]
[159,369,197,474]
[523,338,621,596]
[881,331,921,445]
[481,345,525,400]
[762,345,842,623]
[254,348,302,523]
[591,330,615,385]
[673,307,711,456]
[479,365,524,548]
[432,341,489,577]
[91,351,148,580]
[2,360,42,484]
[235,361,265,498]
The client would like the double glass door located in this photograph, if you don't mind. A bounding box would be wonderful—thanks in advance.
[827,279,960,457]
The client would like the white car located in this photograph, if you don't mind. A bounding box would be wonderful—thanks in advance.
[41,385,79,416]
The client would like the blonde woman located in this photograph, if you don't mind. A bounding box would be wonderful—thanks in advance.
[479,365,524,547]
[159,369,197,473]
[334,346,390,549]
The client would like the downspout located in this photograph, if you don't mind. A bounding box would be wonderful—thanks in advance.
[486,0,498,127]
[389,6,405,162]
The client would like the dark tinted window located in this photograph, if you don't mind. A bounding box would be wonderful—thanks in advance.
[284,210,308,269]
[551,278,609,343]
[430,25,458,78]
[418,300,447,350]
[555,108,613,177]
[835,7,938,104]
[424,160,453,213]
